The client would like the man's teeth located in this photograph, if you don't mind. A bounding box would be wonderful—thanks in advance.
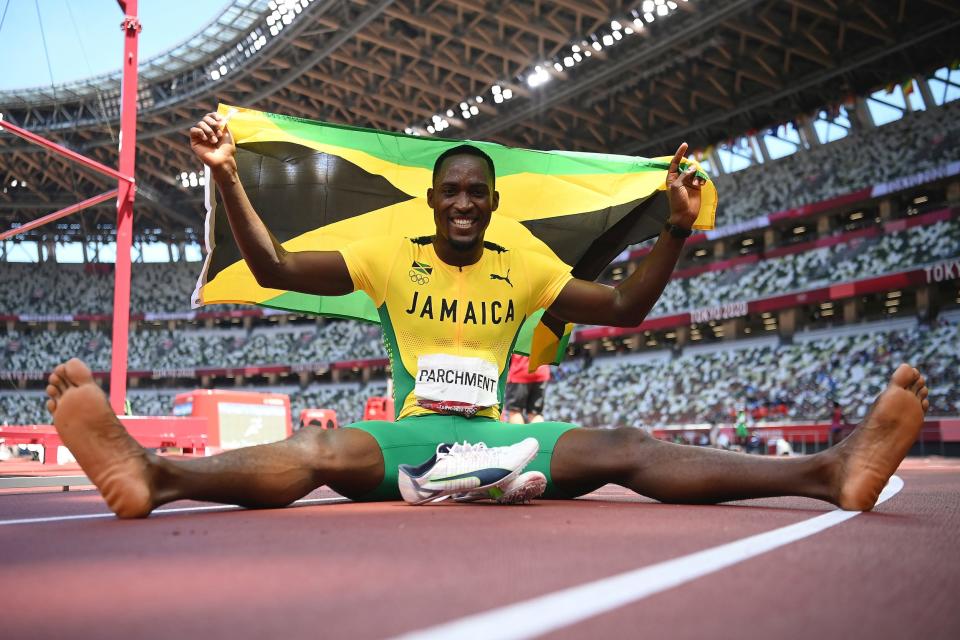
[452,217,473,228]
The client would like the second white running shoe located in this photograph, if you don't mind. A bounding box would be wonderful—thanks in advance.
[453,470,547,504]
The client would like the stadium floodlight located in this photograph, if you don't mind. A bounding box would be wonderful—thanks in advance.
[432,115,442,123]
[645,12,655,22]
[572,44,580,53]
[564,56,574,67]
[527,66,551,88]
[554,62,563,72]
[469,105,479,115]
[475,96,483,103]
[625,27,634,35]
[427,125,435,134]
[460,101,469,110]
[602,34,614,46]
[592,41,602,51]
[493,94,503,104]
[611,20,622,30]
[613,31,623,41]
[573,52,582,62]
[502,88,513,99]
[446,109,454,117]
[643,0,655,12]
[492,85,501,94]
[657,4,669,16]
[462,112,471,119]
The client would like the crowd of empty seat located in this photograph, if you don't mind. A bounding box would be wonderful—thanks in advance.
[3,316,956,427]
[648,218,959,316]
[1,320,387,374]
[545,317,960,428]
[712,100,960,226]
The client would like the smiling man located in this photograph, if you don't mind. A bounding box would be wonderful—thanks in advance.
[42,111,929,517]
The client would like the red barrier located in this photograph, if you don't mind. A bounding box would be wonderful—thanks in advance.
[300,408,339,430]
[0,416,208,465]
[363,396,395,422]
[172,389,291,452]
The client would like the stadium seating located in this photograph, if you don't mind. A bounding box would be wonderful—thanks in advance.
[546,316,960,428]
[712,99,960,226]
[2,99,959,430]
[3,317,956,427]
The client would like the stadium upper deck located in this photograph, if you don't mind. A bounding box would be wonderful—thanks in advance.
[2,0,959,240]
[1,1,959,428]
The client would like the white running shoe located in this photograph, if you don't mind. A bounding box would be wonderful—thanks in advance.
[453,470,547,504]
[398,438,539,505]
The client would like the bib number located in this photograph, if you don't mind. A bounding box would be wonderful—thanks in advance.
[414,354,499,417]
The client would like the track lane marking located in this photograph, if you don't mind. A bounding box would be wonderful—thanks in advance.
[0,496,350,526]
[395,476,904,640]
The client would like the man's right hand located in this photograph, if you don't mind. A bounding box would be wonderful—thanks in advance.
[190,112,236,175]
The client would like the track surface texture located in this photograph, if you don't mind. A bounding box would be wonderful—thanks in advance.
[0,458,957,639]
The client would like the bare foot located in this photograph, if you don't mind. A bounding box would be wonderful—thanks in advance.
[46,358,155,518]
[832,364,929,511]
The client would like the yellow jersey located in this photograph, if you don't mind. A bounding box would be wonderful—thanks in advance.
[340,235,572,420]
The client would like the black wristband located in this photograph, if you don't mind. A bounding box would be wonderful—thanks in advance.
[664,222,693,239]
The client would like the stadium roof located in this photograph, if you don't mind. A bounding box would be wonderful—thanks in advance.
[1,0,959,242]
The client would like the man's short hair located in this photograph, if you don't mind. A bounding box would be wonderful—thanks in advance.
[432,145,496,187]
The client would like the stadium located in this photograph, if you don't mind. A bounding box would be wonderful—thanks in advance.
[1,0,958,638]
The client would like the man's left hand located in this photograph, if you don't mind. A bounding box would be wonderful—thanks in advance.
[665,142,705,231]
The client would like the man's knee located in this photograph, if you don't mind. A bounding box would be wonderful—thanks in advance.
[291,427,381,475]
[602,426,654,450]
[553,426,652,486]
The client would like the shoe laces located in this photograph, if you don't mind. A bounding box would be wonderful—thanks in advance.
[436,440,497,466]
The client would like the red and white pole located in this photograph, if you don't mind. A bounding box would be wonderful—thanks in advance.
[109,0,140,414]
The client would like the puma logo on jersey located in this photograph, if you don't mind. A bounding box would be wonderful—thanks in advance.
[490,269,513,287]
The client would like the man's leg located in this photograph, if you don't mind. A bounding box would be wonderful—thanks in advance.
[551,364,928,511]
[526,381,547,423]
[45,358,383,518]
[505,383,526,423]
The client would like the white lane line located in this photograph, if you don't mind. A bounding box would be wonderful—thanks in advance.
[0,496,350,526]
[395,476,904,640]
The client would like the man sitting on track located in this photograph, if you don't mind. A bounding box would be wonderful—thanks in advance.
[42,111,929,518]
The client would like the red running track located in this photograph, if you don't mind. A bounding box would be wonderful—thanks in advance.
[0,458,958,639]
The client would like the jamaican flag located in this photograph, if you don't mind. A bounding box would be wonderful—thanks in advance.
[193,104,717,367]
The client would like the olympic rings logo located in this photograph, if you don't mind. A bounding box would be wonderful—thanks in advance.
[409,269,430,286]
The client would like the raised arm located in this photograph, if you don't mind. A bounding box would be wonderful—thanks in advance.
[190,112,354,296]
[547,142,703,327]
